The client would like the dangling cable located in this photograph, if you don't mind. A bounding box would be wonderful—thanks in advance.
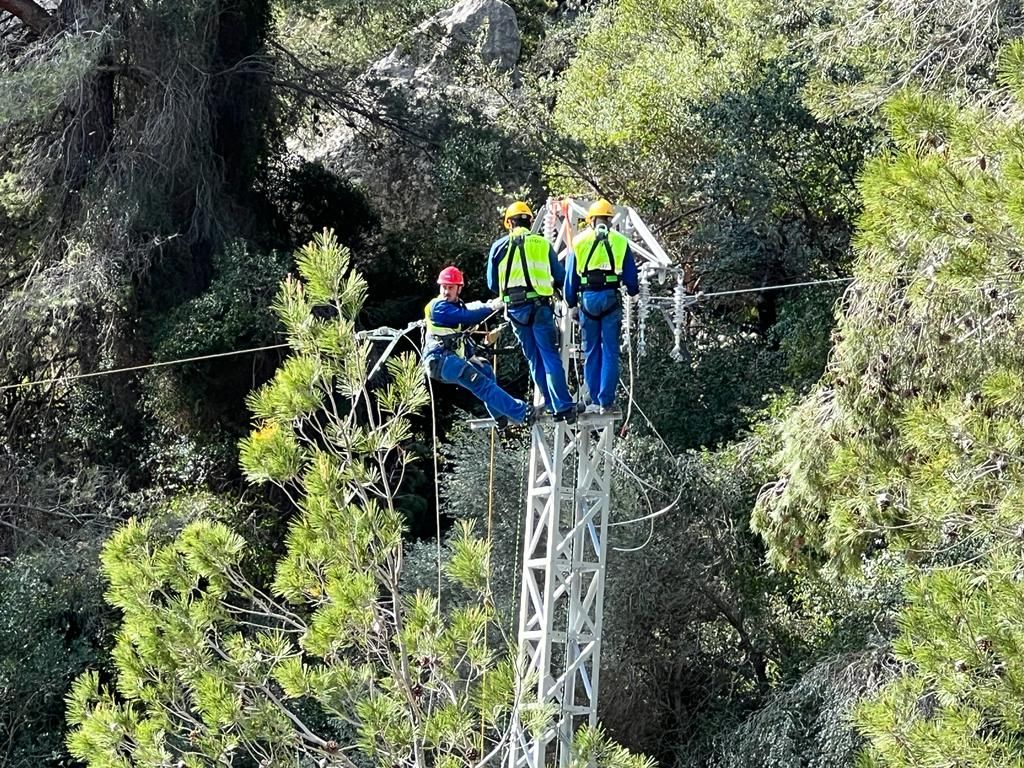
[598,369,687,553]
[424,327,444,612]
[481,351,498,747]
[507,436,528,643]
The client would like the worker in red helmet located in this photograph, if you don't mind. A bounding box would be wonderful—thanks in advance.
[423,265,532,428]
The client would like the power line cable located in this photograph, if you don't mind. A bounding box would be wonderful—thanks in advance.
[0,343,292,394]
[0,321,428,394]
[0,275,858,395]
[643,275,854,302]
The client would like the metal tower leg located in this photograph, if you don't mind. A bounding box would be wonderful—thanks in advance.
[508,415,615,768]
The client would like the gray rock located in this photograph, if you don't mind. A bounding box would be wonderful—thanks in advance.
[310,0,523,228]
[425,0,521,73]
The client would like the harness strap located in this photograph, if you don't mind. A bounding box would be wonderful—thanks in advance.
[503,235,539,304]
[580,235,620,290]
[582,235,617,274]
[580,301,620,321]
[507,300,546,327]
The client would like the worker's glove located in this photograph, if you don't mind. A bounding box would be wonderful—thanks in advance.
[465,300,488,311]
[567,307,579,322]
[487,297,505,311]
[484,327,502,345]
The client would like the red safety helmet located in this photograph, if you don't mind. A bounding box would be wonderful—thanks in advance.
[437,265,464,286]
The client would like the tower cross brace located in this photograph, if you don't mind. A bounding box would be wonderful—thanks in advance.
[506,414,615,768]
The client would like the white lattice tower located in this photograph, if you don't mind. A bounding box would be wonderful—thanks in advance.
[507,416,615,768]
[502,196,676,768]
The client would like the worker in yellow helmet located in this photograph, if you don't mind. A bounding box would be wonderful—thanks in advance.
[487,201,580,423]
[564,198,640,414]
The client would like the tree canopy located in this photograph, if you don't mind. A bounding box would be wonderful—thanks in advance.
[2,0,1023,766]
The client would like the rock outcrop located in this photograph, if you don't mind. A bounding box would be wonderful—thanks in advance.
[311,0,524,231]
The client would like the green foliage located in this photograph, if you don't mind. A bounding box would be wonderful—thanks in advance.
[0,542,113,768]
[754,82,1024,571]
[66,231,574,768]
[854,562,1024,767]
[573,723,657,768]
[143,240,291,439]
[709,650,890,768]
[754,47,1024,767]
[0,0,278,470]
[275,0,449,70]
[0,33,105,126]
[799,0,1024,117]
[151,241,290,362]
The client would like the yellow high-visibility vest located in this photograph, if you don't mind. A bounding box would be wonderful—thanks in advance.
[423,298,464,357]
[497,227,554,302]
[573,228,627,289]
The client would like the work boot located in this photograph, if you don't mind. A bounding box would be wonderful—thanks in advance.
[553,405,581,425]
[493,415,510,430]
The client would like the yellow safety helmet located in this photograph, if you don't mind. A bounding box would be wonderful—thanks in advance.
[503,201,533,230]
[586,198,616,223]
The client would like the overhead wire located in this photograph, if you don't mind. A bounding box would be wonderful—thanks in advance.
[0,276,857,395]
[678,276,854,300]
[0,320,429,394]
[0,342,291,393]
[11,268,1017,396]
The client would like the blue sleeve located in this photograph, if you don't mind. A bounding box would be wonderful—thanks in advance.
[486,237,506,295]
[622,246,640,296]
[431,300,492,328]
[549,244,566,290]
[564,252,579,308]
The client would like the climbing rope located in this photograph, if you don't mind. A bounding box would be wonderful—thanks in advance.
[422,324,445,612]
[480,349,499,748]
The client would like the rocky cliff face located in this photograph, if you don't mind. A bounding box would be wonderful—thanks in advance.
[370,0,521,80]
[311,0,524,235]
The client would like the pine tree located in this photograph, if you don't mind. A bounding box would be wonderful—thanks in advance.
[64,230,651,768]
[754,42,1024,766]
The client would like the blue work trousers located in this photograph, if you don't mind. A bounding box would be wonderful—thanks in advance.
[579,290,622,408]
[508,301,573,415]
[426,352,528,423]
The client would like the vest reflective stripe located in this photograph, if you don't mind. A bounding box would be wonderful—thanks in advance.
[497,227,554,299]
[573,229,627,287]
[424,298,465,358]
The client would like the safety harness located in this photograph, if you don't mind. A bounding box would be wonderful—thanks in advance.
[578,233,622,321]
[424,299,506,378]
[424,298,466,358]
[502,233,550,328]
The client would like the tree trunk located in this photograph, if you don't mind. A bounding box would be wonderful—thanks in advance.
[0,0,55,36]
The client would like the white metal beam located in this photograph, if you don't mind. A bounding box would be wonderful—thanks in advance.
[506,415,615,768]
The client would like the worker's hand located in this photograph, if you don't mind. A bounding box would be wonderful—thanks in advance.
[487,297,505,311]
[484,327,502,345]
[567,306,579,322]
